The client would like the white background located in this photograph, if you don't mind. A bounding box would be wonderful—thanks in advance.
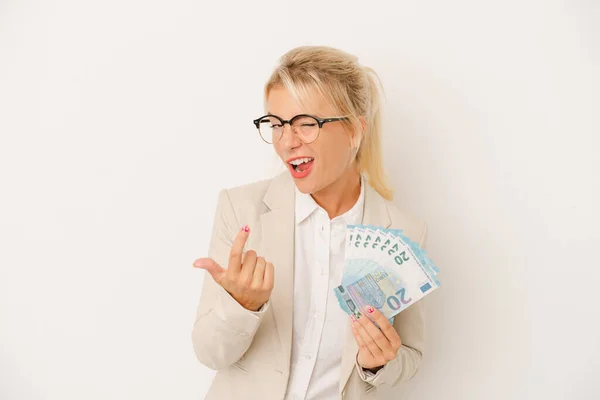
[1,0,599,399]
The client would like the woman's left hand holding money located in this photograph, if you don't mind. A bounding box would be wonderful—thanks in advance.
[350,306,402,371]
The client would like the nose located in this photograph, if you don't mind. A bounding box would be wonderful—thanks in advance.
[278,123,302,149]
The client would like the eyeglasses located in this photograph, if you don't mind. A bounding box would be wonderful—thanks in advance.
[252,114,349,144]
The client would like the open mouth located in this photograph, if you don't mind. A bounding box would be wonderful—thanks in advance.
[288,157,314,172]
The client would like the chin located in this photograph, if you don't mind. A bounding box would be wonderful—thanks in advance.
[293,179,316,194]
[294,175,332,196]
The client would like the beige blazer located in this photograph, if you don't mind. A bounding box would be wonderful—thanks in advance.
[191,171,429,400]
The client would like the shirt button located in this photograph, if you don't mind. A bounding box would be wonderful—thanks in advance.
[314,312,320,319]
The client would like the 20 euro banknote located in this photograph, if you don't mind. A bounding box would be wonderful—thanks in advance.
[334,224,440,320]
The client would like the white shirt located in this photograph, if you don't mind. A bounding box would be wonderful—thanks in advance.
[284,175,365,400]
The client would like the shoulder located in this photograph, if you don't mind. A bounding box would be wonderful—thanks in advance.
[220,176,274,205]
[214,171,290,217]
[383,198,429,248]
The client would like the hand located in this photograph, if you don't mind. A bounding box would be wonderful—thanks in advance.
[350,306,402,370]
[193,225,274,312]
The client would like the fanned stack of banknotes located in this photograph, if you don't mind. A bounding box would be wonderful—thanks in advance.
[334,224,440,322]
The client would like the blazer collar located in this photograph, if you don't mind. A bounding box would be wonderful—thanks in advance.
[262,170,295,211]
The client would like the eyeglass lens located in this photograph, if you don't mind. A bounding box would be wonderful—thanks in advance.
[257,116,320,144]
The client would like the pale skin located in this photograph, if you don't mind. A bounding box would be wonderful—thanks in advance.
[193,85,401,370]
[351,307,403,370]
[193,226,273,311]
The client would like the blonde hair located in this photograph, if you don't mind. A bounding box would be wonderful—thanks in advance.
[263,45,394,201]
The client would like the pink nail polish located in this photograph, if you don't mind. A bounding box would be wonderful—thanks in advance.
[367,307,374,314]
[241,225,249,232]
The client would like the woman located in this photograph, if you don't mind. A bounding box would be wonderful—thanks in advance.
[191,45,429,400]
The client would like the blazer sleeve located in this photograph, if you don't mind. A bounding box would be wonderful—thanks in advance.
[191,189,270,370]
[355,221,429,387]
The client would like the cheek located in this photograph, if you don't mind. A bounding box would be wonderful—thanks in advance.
[315,147,348,175]
[273,143,285,159]
[320,134,351,165]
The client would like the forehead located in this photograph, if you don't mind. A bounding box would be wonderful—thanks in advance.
[266,85,336,118]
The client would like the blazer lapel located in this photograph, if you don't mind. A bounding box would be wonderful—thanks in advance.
[259,172,296,372]
[338,182,392,394]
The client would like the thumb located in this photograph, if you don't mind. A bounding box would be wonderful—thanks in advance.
[193,258,226,284]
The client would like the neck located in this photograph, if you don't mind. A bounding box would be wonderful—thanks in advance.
[311,167,362,220]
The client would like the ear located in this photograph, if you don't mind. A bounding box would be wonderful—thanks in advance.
[350,116,367,149]
[359,116,367,134]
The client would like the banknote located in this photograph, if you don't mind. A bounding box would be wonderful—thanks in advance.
[334,224,440,320]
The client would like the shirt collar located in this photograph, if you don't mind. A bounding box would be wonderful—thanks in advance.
[295,174,366,225]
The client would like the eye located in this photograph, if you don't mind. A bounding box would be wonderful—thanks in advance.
[293,116,318,127]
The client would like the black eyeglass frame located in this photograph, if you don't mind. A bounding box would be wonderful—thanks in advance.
[252,114,349,144]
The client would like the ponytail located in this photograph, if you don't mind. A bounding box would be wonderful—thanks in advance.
[356,67,394,201]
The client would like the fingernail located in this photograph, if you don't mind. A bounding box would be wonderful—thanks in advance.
[241,225,249,232]
[350,314,356,322]
[367,307,374,314]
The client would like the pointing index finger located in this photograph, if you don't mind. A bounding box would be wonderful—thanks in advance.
[228,225,250,272]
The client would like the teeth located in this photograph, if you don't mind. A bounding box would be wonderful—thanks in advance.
[289,157,314,166]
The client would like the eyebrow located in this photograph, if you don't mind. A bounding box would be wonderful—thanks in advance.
[265,111,325,118]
